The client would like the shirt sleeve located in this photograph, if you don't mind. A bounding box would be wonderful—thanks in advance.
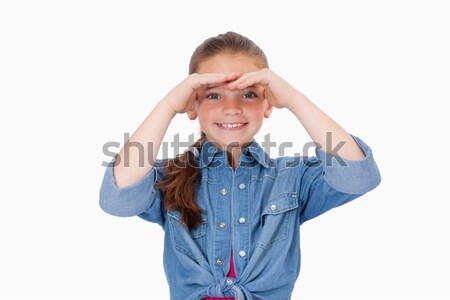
[298,134,381,224]
[99,154,166,227]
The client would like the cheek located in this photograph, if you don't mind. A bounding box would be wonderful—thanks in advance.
[195,102,208,117]
[196,106,214,124]
[247,103,267,115]
[196,105,211,118]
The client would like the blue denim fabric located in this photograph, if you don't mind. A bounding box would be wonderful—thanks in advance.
[99,135,381,300]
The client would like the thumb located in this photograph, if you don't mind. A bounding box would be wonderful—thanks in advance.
[187,106,198,120]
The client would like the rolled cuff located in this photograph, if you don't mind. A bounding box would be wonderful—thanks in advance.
[99,155,159,217]
[315,134,381,194]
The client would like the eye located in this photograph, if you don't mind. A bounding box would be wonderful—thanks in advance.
[206,93,220,100]
[242,91,258,99]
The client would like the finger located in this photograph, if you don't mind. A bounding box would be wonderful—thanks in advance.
[196,73,235,88]
[224,72,242,82]
[226,73,264,90]
[193,74,239,93]
[223,73,248,89]
[204,73,241,89]
[240,72,271,90]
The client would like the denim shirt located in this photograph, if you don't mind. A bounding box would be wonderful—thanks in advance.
[99,135,381,300]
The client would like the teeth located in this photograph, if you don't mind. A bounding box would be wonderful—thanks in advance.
[220,123,244,128]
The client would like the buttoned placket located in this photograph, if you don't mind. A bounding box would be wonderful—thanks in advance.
[214,161,233,279]
[213,151,252,281]
[232,163,250,276]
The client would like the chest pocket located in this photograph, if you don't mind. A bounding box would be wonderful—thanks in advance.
[256,192,299,249]
[167,210,207,262]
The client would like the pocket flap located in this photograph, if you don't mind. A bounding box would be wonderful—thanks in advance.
[167,209,207,238]
[262,192,299,216]
[167,209,182,220]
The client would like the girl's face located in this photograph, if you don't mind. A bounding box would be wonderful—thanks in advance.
[191,53,272,151]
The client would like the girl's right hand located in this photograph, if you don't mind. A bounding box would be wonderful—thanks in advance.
[163,72,241,116]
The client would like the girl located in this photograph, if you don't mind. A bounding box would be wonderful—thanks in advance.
[100,31,381,300]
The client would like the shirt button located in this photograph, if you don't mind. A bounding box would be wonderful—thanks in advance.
[220,188,228,195]
[270,204,277,211]
[239,217,246,224]
[239,250,246,257]
[226,278,233,285]
[219,222,226,228]
[238,183,246,190]
[216,259,223,266]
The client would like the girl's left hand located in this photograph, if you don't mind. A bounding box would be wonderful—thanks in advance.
[223,68,300,109]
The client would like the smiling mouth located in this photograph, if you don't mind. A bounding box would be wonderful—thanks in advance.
[216,122,248,129]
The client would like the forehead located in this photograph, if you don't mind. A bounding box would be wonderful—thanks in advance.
[196,53,262,74]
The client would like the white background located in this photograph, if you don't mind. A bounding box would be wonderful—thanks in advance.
[1,0,449,299]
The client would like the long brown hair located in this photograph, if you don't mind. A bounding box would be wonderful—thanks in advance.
[155,31,269,231]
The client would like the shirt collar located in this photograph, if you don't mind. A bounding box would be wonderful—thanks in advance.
[199,138,271,169]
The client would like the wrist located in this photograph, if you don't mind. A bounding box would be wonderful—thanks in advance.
[284,91,306,112]
[157,99,178,118]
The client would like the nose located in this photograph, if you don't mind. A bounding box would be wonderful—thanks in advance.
[222,97,242,115]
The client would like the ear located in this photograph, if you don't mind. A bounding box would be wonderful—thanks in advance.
[264,101,273,118]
